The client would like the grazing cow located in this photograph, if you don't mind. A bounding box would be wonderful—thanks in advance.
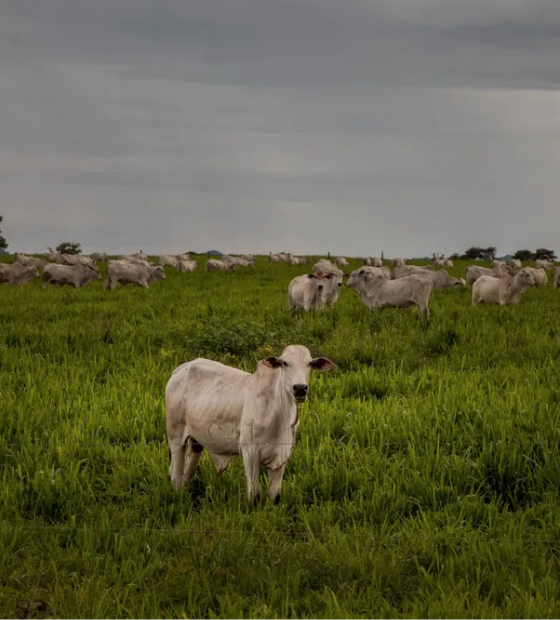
[444,259,454,269]
[555,267,560,290]
[90,252,108,262]
[521,267,548,286]
[45,252,64,264]
[288,271,326,311]
[419,269,466,291]
[42,263,101,289]
[347,268,432,320]
[165,345,335,503]
[465,265,507,286]
[15,255,47,270]
[394,264,433,279]
[104,261,165,290]
[472,269,536,305]
[535,259,554,270]
[177,260,199,272]
[205,259,234,272]
[159,255,178,268]
[0,264,40,287]
[335,257,349,267]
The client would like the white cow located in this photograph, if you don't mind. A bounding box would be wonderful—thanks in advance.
[42,263,101,289]
[472,269,536,305]
[444,259,454,269]
[535,259,554,270]
[104,260,165,289]
[521,267,548,287]
[90,252,108,262]
[288,272,326,310]
[159,255,178,268]
[418,269,465,290]
[393,264,433,279]
[165,345,335,503]
[334,257,349,267]
[177,260,199,272]
[346,268,432,320]
[0,264,40,287]
[393,258,407,267]
[465,265,507,286]
[509,258,522,270]
[555,267,560,290]
[205,259,234,272]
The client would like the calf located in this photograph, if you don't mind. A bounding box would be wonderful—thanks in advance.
[165,345,335,503]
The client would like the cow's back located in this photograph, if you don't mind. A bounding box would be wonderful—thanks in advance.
[166,359,250,454]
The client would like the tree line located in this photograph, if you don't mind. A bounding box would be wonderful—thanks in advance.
[449,247,557,261]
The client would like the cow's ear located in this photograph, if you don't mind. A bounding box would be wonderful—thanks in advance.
[262,356,282,369]
[310,357,336,371]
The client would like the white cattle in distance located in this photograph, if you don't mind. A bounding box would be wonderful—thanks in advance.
[90,252,108,262]
[205,259,234,272]
[509,258,522,270]
[159,255,179,268]
[535,259,555,270]
[0,264,40,287]
[177,260,199,272]
[288,271,327,311]
[42,263,101,289]
[14,254,47,270]
[392,258,407,267]
[472,269,536,305]
[334,257,349,267]
[491,259,507,269]
[346,268,433,320]
[165,345,335,503]
[554,267,560,290]
[393,264,433,279]
[104,260,165,290]
[444,259,454,269]
[465,265,507,286]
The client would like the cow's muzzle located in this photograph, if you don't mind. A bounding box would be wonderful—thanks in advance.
[292,384,309,402]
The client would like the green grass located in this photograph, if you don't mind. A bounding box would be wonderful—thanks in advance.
[2,256,560,618]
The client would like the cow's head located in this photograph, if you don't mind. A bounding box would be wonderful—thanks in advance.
[307,269,325,293]
[262,345,335,403]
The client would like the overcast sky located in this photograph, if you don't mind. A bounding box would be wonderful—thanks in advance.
[1,0,559,257]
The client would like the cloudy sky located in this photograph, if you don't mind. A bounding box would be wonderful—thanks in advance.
[1,0,559,256]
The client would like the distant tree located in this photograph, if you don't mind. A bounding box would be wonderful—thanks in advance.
[534,248,557,261]
[463,247,485,260]
[0,216,7,253]
[56,242,81,255]
[513,249,534,261]
[480,246,497,261]
[449,253,461,260]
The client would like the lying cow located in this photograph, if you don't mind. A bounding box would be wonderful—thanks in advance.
[346,268,433,320]
[104,260,165,290]
[465,265,507,286]
[472,268,535,305]
[395,266,464,290]
[165,345,335,503]
[42,263,101,289]
[0,264,40,287]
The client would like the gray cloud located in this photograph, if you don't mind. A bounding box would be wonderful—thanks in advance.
[1,0,559,256]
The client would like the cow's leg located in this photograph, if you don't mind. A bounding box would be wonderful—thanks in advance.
[168,433,187,491]
[183,438,204,486]
[241,447,261,504]
[267,464,286,505]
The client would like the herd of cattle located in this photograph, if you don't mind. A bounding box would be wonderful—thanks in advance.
[1,250,559,317]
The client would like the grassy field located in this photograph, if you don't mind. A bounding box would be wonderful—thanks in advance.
[2,256,560,618]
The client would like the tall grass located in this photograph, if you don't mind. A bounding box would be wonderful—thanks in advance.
[2,256,560,617]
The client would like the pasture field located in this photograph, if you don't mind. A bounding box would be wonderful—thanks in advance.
[3,256,560,618]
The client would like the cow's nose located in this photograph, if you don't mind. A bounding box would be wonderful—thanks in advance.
[293,384,308,397]
[318,285,324,291]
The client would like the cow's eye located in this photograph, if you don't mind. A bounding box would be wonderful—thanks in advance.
[282,361,288,367]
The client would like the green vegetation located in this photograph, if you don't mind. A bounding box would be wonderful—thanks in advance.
[2,256,560,618]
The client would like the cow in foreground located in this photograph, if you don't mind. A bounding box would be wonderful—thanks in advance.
[0,264,40,287]
[346,268,433,320]
[165,345,335,503]
[42,263,101,289]
[472,269,536,305]
[104,260,165,289]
